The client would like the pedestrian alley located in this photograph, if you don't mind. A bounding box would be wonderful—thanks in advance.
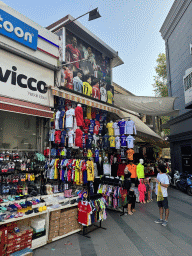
[34,187,192,256]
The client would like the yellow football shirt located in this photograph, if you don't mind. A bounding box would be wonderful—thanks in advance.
[109,136,115,148]
[107,90,113,104]
[87,106,92,119]
[106,122,114,136]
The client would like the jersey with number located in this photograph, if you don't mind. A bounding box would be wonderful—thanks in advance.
[89,120,95,134]
[127,135,135,148]
[121,135,127,147]
[82,134,88,148]
[86,134,93,149]
[73,76,83,93]
[103,134,109,149]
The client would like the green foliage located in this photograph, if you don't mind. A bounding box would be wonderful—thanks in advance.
[153,53,168,97]
[153,53,169,136]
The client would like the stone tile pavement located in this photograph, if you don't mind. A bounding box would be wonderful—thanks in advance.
[34,187,192,256]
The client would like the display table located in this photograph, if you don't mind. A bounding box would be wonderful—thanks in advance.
[0,194,81,252]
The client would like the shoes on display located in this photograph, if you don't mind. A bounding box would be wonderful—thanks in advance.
[162,221,168,227]
[154,219,164,224]
[25,210,33,215]
[33,208,39,213]
[42,205,47,211]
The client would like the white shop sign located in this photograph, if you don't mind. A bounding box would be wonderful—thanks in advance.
[0,49,54,107]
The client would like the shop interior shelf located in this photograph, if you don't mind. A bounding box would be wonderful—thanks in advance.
[0,210,48,226]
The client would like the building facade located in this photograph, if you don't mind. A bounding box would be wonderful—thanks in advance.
[160,0,192,173]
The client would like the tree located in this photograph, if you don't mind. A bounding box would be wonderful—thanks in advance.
[153,53,168,97]
[153,53,169,137]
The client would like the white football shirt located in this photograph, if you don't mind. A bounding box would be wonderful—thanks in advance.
[115,136,121,149]
[113,122,120,136]
[100,87,107,102]
[125,120,137,135]
[126,135,135,148]
[66,108,75,128]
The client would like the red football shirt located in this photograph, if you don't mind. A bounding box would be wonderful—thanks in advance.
[94,121,100,135]
[78,200,92,226]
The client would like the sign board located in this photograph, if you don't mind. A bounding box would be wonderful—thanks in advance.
[0,9,38,50]
[0,49,54,107]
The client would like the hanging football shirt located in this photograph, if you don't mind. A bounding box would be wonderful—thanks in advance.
[78,200,92,226]
[59,110,65,129]
[115,136,121,149]
[55,110,61,130]
[86,134,93,148]
[82,134,88,148]
[87,160,94,181]
[66,108,75,128]
[93,134,99,147]
[126,149,135,160]
[49,129,55,141]
[83,119,90,134]
[60,130,67,145]
[106,122,114,136]
[127,135,135,148]
[94,121,100,135]
[103,134,109,149]
[87,106,92,119]
[67,130,74,147]
[109,136,115,148]
[99,122,103,135]
[103,164,111,175]
[96,109,100,121]
[120,135,127,147]
[95,149,99,163]
[89,120,95,134]
[55,130,61,144]
[121,149,126,159]
[118,120,126,134]
[113,122,120,136]
[91,108,97,119]
[125,120,137,135]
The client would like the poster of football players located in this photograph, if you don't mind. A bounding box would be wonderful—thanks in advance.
[61,30,114,105]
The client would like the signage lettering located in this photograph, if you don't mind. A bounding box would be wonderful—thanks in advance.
[0,66,47,94]
[0,10,38,50]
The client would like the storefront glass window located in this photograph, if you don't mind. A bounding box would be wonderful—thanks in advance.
[0,111,37,151]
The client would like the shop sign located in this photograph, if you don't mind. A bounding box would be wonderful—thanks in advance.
[0,9,38,50]
[0,49,54,107]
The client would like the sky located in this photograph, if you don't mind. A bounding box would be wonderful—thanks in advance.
[3,0,174,96]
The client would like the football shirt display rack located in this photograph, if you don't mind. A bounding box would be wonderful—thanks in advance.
[78,193,107,239]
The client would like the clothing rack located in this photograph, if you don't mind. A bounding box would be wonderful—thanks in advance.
[78,219,106,238]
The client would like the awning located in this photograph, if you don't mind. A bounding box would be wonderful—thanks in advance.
[114,94,179,116]
[0,96,53,118]
[118,110,169,148]
[51,87,120,114]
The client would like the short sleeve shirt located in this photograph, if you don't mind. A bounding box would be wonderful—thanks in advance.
[109,136,115,148]
[106,122,114,136]
[66,109,75,128]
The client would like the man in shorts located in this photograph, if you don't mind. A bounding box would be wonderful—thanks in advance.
[154,164,170,226]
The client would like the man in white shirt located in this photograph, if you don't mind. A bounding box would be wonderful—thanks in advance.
[154,164,170,226]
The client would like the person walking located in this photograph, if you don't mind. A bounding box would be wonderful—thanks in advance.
[154,164,170,226]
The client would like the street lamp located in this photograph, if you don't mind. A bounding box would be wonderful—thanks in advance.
[68,8,101,23]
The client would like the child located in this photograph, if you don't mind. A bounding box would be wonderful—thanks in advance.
[138,179,146,203]
[144,178,151,203]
